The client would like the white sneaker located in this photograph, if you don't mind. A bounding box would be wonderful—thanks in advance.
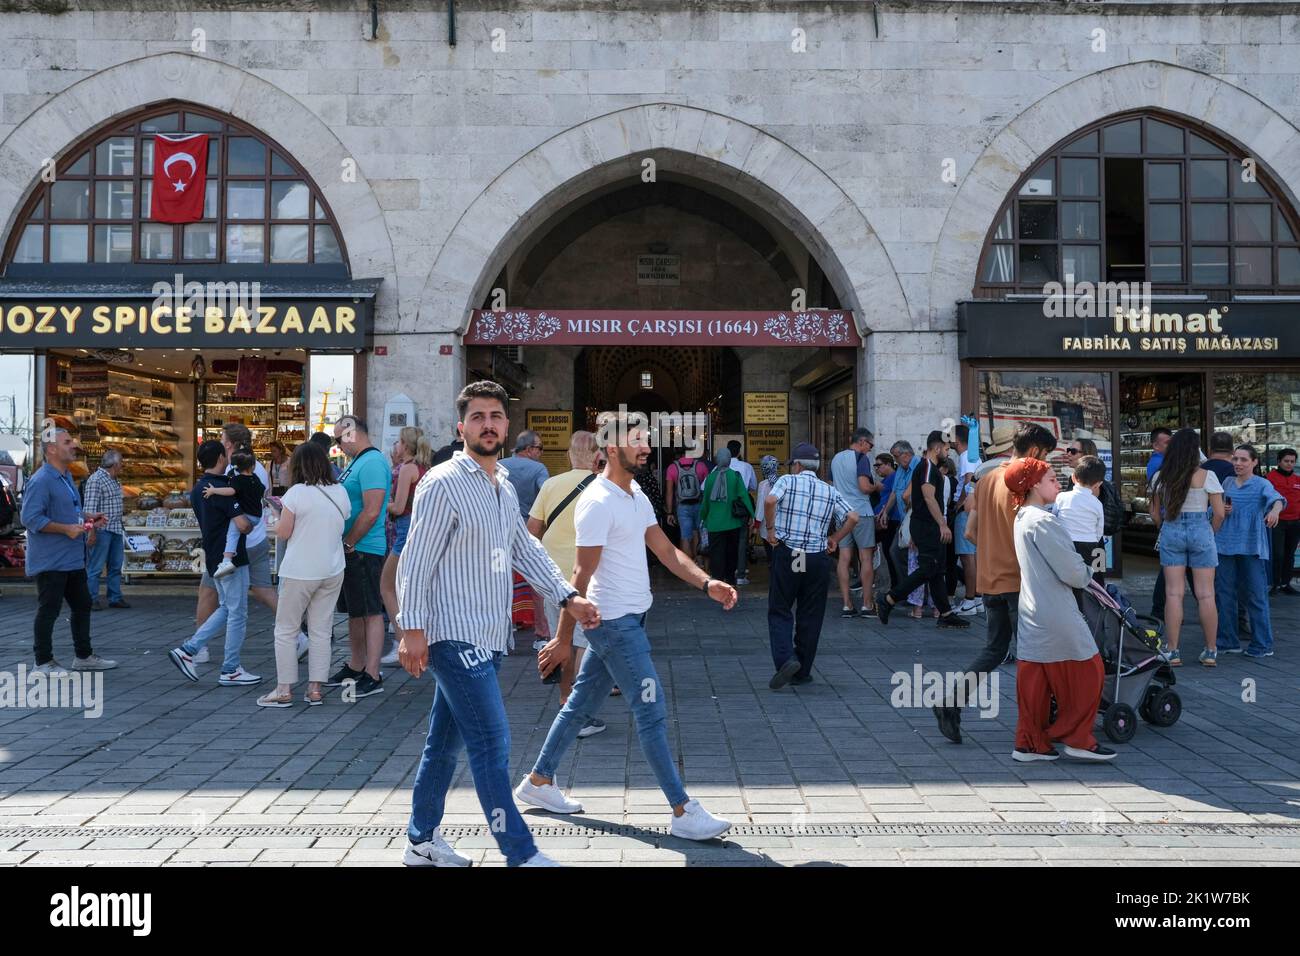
[33,660,69,675]
[72,654,118,671]
[212,558,237,580]
[957,598,983,616]
[218,667,262,686]
[520,851,562,867]
[296,632,310,661]
[192,647,210,664]
[669,799,732,841]
[403,829,471,868]
[514,775,583,814]
[577,717,606,738]
[531,639,547,652]
[380,642,401,666]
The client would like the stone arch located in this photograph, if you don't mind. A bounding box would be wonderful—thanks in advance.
[416,103,909,336]
[0,53,395,303]
[930,61,1300,323]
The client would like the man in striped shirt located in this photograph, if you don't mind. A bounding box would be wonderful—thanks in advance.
[515,411,738,841]
[395,381,600,868]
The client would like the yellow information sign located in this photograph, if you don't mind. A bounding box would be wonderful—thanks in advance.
[744,391,789,424]
[526,410,574,477]
[744,425,790,474]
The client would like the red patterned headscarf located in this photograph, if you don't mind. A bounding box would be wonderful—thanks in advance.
[1003,457,1051,508]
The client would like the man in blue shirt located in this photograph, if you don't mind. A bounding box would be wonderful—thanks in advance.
[20,427,117,673]
[502,430,550,518]
[1146,427,1172,485]
[880,440,917,596]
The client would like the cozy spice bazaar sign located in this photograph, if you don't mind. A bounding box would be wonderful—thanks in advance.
[464,310,862,347]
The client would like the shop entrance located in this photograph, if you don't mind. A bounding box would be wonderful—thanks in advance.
[1117,372,1204,550]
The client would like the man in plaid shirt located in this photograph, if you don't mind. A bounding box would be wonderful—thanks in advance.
[84,448,129,610]
[763,441,859,689]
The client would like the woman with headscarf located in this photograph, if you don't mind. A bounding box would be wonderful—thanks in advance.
[756,455,780,564]
[698,447,754,586]
[1004,456,1116,763]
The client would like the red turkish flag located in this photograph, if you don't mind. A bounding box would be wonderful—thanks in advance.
[151,133,208,223]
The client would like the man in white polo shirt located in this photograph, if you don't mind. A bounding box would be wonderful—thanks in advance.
[515,410,738,841]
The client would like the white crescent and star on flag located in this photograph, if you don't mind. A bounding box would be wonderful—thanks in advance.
[158,133,202,193]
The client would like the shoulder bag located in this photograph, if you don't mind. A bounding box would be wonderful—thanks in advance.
[545,474,596,532]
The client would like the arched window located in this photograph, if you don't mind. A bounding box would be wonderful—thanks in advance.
[976,111,1300,296]
[3,102,346,270]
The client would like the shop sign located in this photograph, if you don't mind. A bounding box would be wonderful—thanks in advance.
[743,391,789,424]
[525,409,574,477]
[636,255,680,286]
[960,300,1293,360]
[744,425,790,471]
[465,310,862,347]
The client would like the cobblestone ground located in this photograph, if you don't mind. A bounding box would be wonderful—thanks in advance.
[0,557,1297,866]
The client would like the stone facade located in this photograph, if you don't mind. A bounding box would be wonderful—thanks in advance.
[2,1,1299,446]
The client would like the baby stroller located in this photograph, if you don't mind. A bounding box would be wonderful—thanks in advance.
[1077,581,1181,743]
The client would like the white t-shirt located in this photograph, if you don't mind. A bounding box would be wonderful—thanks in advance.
[1054,488,1105,543]
[730,458,757,493]
[574,475,657,620]
[277,482,352,580]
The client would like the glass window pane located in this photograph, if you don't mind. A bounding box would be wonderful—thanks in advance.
[992,207,1013,240]
[1148,204,1181,242]
[1061,246,1100,283]
[1190,246,1229,285]
[1234,204,1271,242]
[270,224,309,262]
[1233,163,1266,197]
[141,113,178,132]
[94,181,134,219]
[314,199,327,220]
[141,180,151,220]
[49,224,88,262]
[142,138,153,175]
[226,182,265,220]
[1234,247,1271,286]
[95,137,135,176]
[270,181,310,219]
[184,112,224,132]
[207,139,219,170]
[1063,131,1098,153]
[14,224,44,263]
[1061,201,1099,240]
[1103,119,1141,153]
[139,223,174,260]
[1190,203,1228,241]
[225,224,264,263]
[50,180,90,218]
[1149,246,1182,283]
[270,152,294,175]
[1188,132,1225,155]
[227,137,265,175]
[1018,201,1056,240]
[1019,159,1054,197]
[1279,212,1296,243]
[980,244,1014,283]
[314,225,342,263]
[203,180,218,218]
[65,152,89,175]
[94,224,133,262]
[1146,118,1183,154]
[1059,158,1098,196]
[1279,248,1300,286]
[1147,163,1181,200]
[183,223,217,260]
[1189,159,1228,197]
[1019,245,1058,285]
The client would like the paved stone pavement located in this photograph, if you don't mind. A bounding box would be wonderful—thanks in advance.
[0,557,1297,866]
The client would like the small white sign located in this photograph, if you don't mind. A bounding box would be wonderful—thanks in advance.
[636,254,680,286]
[126,535,156,553]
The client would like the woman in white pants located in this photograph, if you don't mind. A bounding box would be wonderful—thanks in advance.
[258,440,351,707]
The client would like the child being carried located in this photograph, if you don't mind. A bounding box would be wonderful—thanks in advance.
[204,450,265,579]
[1053,454,1107,585]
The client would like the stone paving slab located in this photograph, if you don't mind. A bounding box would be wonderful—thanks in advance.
[0,559,1297,865]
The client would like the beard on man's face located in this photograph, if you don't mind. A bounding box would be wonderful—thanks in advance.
[465,426,502,457]
[614,445,649,470]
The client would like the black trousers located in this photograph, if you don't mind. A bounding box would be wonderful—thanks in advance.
[34,569,93,665]
[879,518,902,590]
[768,543,831,678]
[708,526,741,585]
[966,591,1019,675]
[1272,519,1300,587]
[888,527,952,615]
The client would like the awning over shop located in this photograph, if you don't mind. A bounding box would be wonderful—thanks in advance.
[0,277,381,349]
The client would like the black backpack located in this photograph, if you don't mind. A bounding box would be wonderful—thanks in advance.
[1099,480,1123,537]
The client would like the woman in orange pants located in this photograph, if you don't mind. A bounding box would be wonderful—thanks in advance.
[1004,457,1116,763]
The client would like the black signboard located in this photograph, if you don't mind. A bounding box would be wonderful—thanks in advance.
[959,299,1298,360]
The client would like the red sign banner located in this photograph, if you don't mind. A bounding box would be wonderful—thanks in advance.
[464,310,861,347]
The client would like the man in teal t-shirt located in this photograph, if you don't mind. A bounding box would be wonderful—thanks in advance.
[331,414,392,698]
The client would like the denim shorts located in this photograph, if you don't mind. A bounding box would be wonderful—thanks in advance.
[954,511,976,556]
[391,514,411,556]
[1158,512,1218,569]
[677,502,702,540]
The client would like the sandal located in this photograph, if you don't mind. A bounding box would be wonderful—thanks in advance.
[304,689,323,706]
[256,691,293,708]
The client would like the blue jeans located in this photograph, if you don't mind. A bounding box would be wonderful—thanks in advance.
[86,530,124,604]
[408,641,537,866]
[1215,554,1272,653]
[532,612,689,809]
[182,564,249,674]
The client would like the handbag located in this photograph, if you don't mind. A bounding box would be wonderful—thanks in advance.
[729,473,751,520]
